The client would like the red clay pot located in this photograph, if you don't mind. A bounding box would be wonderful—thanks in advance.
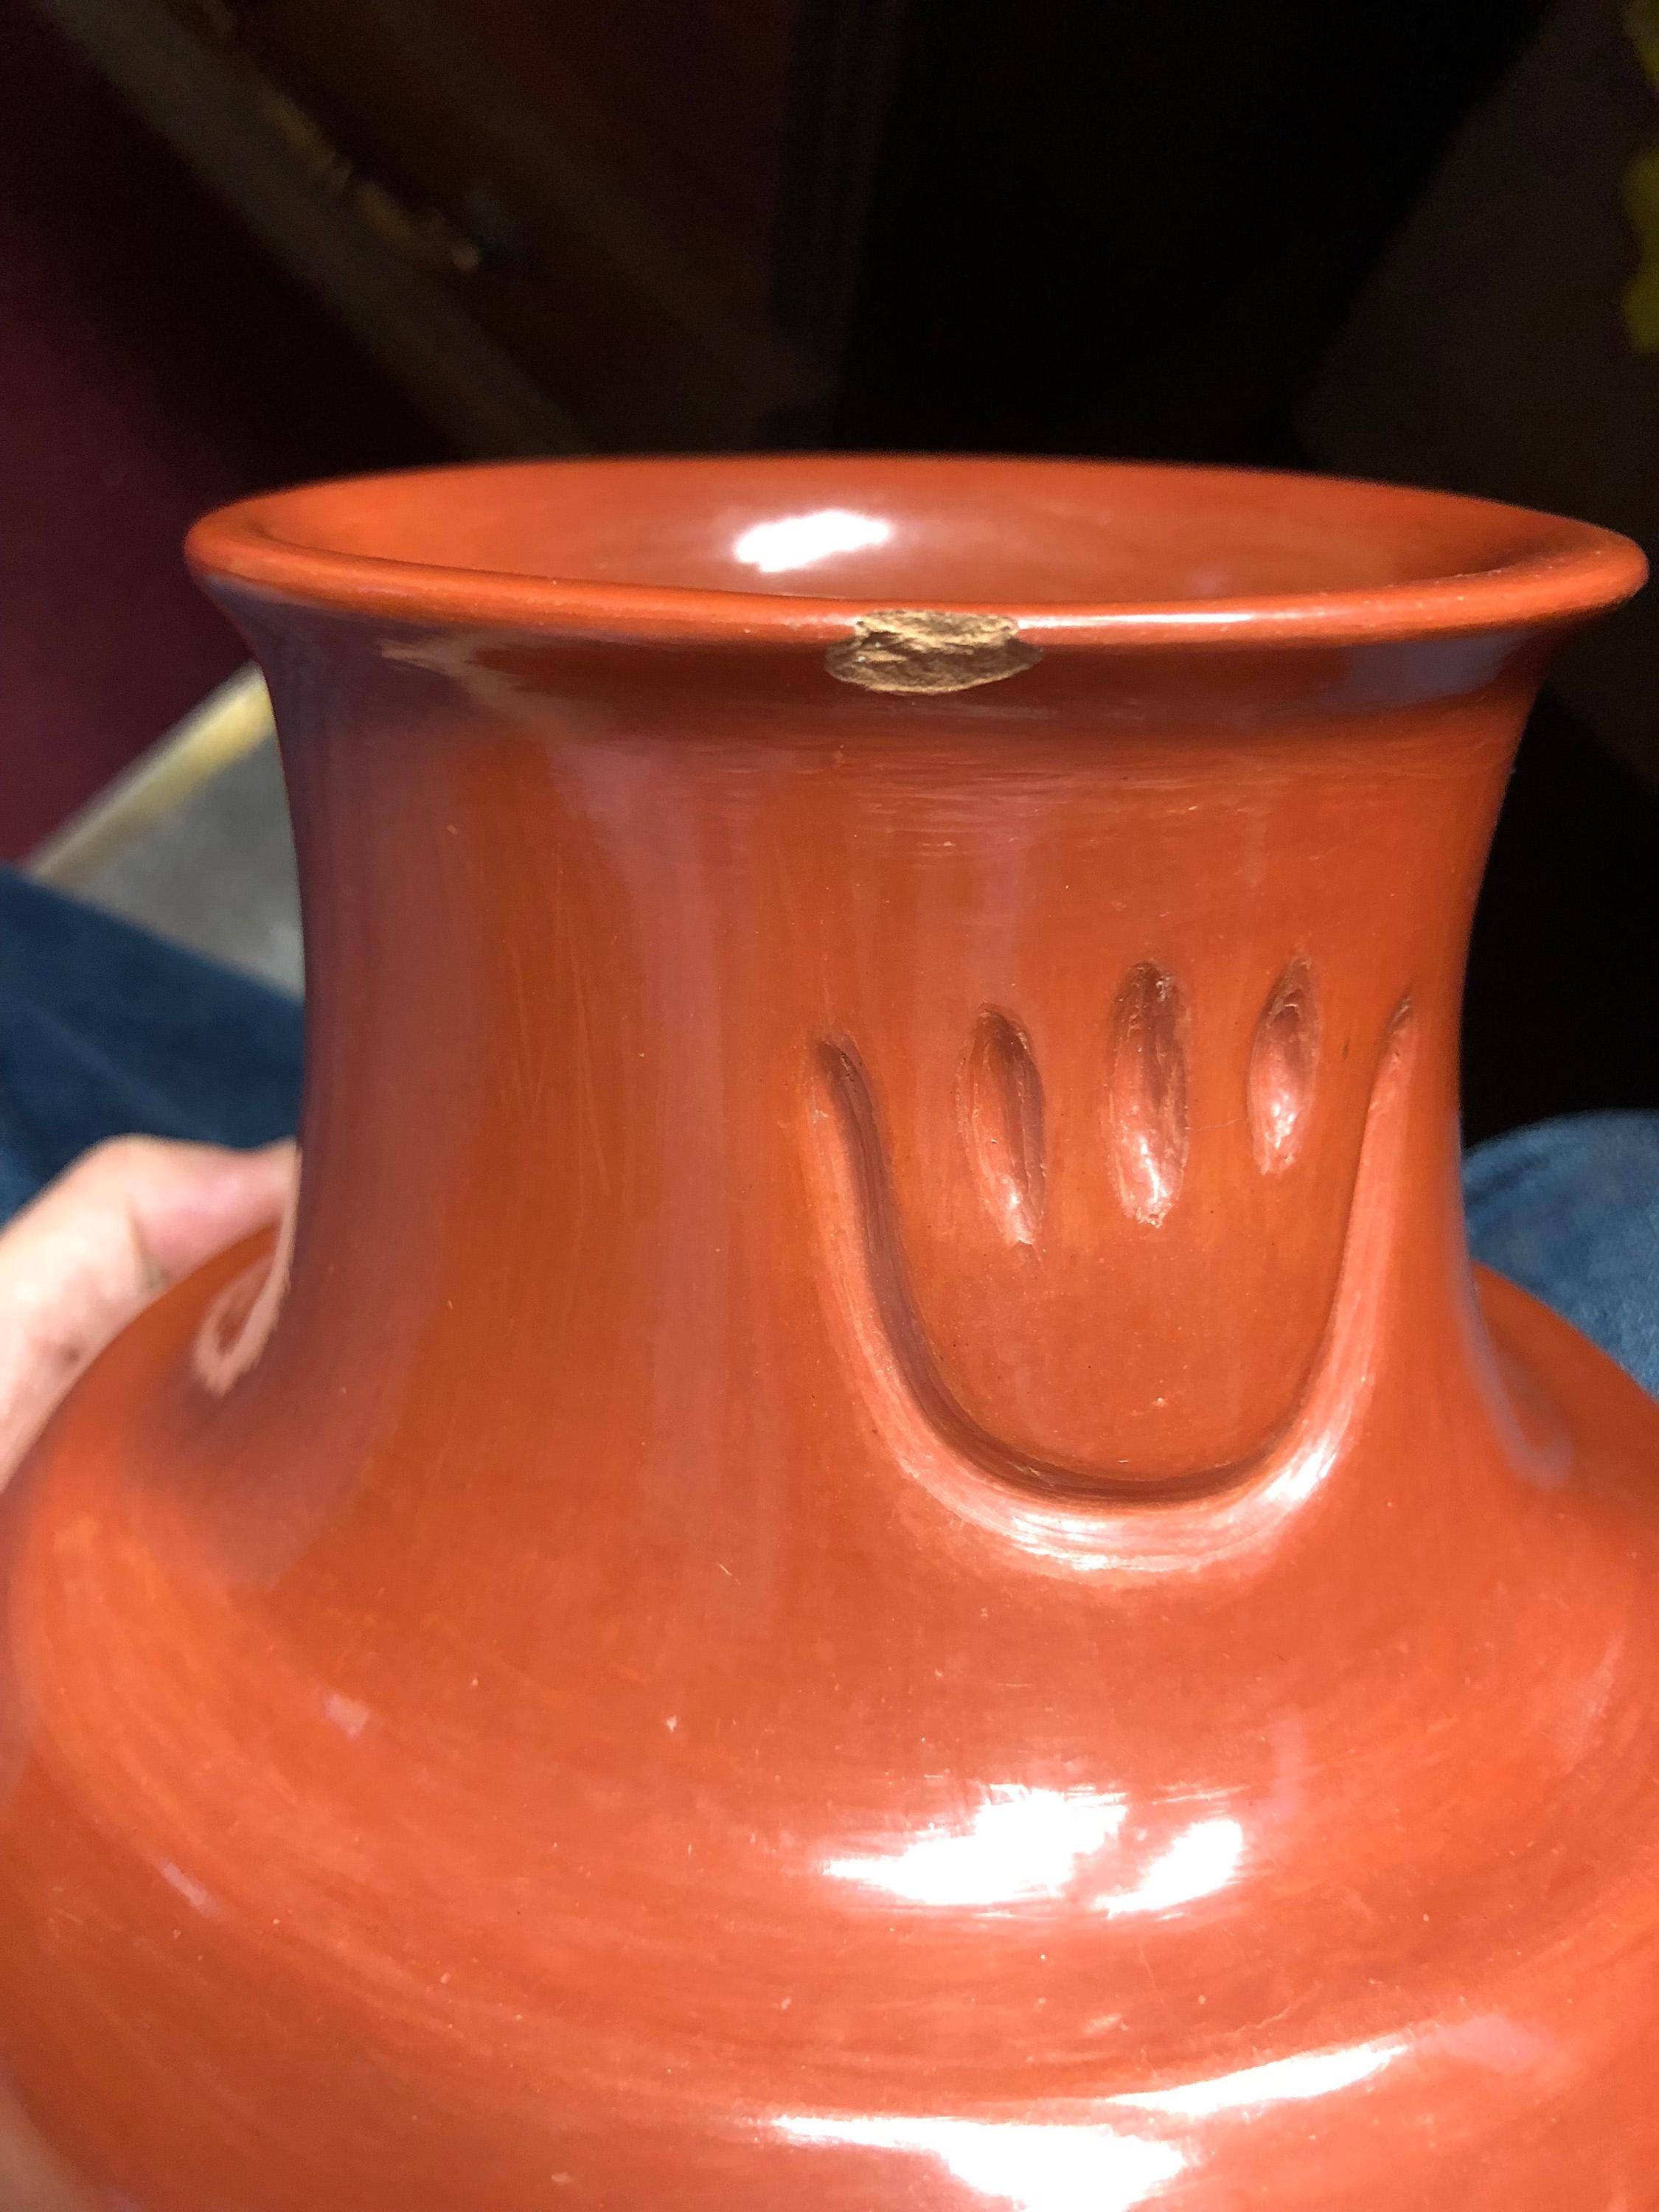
[0,458,1651,2210]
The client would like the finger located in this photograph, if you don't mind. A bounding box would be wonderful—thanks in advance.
[101,1136,296,1284]
[0,1137,296,1484]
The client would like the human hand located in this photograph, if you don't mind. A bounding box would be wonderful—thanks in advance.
[0,1137,296,1489]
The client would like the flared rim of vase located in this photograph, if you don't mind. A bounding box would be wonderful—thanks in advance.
[187,452,1646,651]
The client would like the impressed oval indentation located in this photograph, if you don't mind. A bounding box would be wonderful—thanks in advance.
[964,1008,1046,1243]
[1106,964,1189,1225]
[1248,959,1319,1174]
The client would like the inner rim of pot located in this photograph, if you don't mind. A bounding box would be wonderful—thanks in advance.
[187,454,1645,649]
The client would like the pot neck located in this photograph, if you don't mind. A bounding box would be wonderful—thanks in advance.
[256,619,1535,1489]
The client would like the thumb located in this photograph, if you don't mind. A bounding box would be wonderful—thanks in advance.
[0,1137,296,1486]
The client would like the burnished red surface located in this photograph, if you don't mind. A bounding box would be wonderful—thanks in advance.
[0,458,1651,2209]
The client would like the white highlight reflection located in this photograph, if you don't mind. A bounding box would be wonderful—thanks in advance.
[322,1689,371,1739]
[733,508,892,574]
[824,1787,1125,1907]
[777,2033,1408,2210]
[776,2114,1183,2212]
[156,1859,219,1919]
[1113,2035,1405,2118]
[1097,1817,1243,1919]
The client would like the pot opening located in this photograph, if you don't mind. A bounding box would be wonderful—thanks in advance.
[188,455,1644,648]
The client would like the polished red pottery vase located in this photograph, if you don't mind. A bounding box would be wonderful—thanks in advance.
[0,459,1651,2211]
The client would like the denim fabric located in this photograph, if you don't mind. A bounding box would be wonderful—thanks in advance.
[0,869,302,1220]
[1464,1110,1659,1397]
[0,869,1652,1397]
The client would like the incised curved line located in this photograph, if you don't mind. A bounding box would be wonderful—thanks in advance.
[193,1159,300,1397]
[808,1006,1416,1570]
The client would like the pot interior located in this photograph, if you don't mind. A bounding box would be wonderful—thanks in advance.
[223,454,1589,608]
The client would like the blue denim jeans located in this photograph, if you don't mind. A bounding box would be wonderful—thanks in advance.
[1461,1112,1659,1398]
[0,871,301,1219]
[0,870,1652,1397]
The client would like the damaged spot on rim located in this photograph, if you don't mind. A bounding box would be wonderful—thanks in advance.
[826,610,1043,693]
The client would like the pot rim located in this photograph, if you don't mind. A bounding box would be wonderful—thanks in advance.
[187,453,1646,650]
